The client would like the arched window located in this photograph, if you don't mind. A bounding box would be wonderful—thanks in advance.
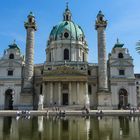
[9,54,14,59]
[29,17,33,23]
[64,49,69,60]
[66,15,69,20]
[118,89,128,109]
[118,53,123,58]
[100,17,103,21]
[5,89,13,110]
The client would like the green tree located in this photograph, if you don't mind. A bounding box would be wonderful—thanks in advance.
[136,41,140,54]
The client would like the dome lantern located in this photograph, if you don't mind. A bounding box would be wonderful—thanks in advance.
[63,2,72,21]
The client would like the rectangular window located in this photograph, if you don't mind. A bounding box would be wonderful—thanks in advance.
[119,70,125,75]
[8,70,13,76]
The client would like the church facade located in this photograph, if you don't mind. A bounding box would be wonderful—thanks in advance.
[0,6,138,110]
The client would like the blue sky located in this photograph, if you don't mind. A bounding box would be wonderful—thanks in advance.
[0,0,140,73]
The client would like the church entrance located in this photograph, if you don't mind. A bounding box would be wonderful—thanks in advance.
[62,93,69,105]
[118,89,128,109]
[5,89,13,110]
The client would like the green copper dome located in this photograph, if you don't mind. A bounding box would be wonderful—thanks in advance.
[49,21,85,41]
[8,41,20,52]
[113,39,124,48]
[49,5,86,42]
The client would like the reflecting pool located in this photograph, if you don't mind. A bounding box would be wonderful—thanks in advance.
[0,116,140,140]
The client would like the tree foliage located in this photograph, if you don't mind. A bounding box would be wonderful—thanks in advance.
[136,41,140,54]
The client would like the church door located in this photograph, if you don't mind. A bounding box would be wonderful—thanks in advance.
[118,89,128,109]
[5,89,13,110]
[62,93,69,105]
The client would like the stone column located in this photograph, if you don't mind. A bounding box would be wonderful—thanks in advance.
[69,82,72,105]
[85,82,90,108]
[50,49,53,62]
[85,82,88,96]
[54,48,56,61]
[85,51,88,62]
[97,28,108,91]
[38,83,44,110]
[58,82,61,106]
[52,48,54,62]
[76,46,80,61]
[24,12,37,89]
[50,82,53,106]
[42,82,45,95]
[76,47,78,61]
[95,11,108,91]
[77,82,79,104]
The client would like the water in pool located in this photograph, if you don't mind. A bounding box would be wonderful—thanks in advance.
[1,116,140,140]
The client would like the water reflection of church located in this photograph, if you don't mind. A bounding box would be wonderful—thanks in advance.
[1,117,140,140]
[0,4,139,110]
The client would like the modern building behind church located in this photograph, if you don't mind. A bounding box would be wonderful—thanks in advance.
[0,5,139,110]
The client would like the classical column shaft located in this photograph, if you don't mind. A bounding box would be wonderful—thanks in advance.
[50,82,53,105]
[69,82,72,105]
[85,51,88,62]
[77,82,79,104]
[97,28,108,91]
[85,82,88,96]
[85,82,90,107]
[24,13,37,90]
[42,83,45,95]
[58,82,61,105]
[24,28,35,88]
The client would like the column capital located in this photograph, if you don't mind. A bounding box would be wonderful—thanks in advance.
[95,11,107,30]
[24,12,37,31]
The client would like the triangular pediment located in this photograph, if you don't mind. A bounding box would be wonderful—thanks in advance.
[44,66,87,76]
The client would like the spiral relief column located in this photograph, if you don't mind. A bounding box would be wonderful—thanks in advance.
[24,12,37,89]
[95,11,111,109]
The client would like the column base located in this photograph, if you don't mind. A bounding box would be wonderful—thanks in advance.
[38,95,44,110]
[19,89,33,110]
[38,104,43,110]
[97,91,112,110]
[23,81,33,90]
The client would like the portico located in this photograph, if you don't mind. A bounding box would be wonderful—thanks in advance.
[42,66,88,107]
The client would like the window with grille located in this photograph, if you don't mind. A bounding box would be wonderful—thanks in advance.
[8,70,13,76]
[119,70,125,75]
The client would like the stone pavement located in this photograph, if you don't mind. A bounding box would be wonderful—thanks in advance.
[0,109,140,116]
